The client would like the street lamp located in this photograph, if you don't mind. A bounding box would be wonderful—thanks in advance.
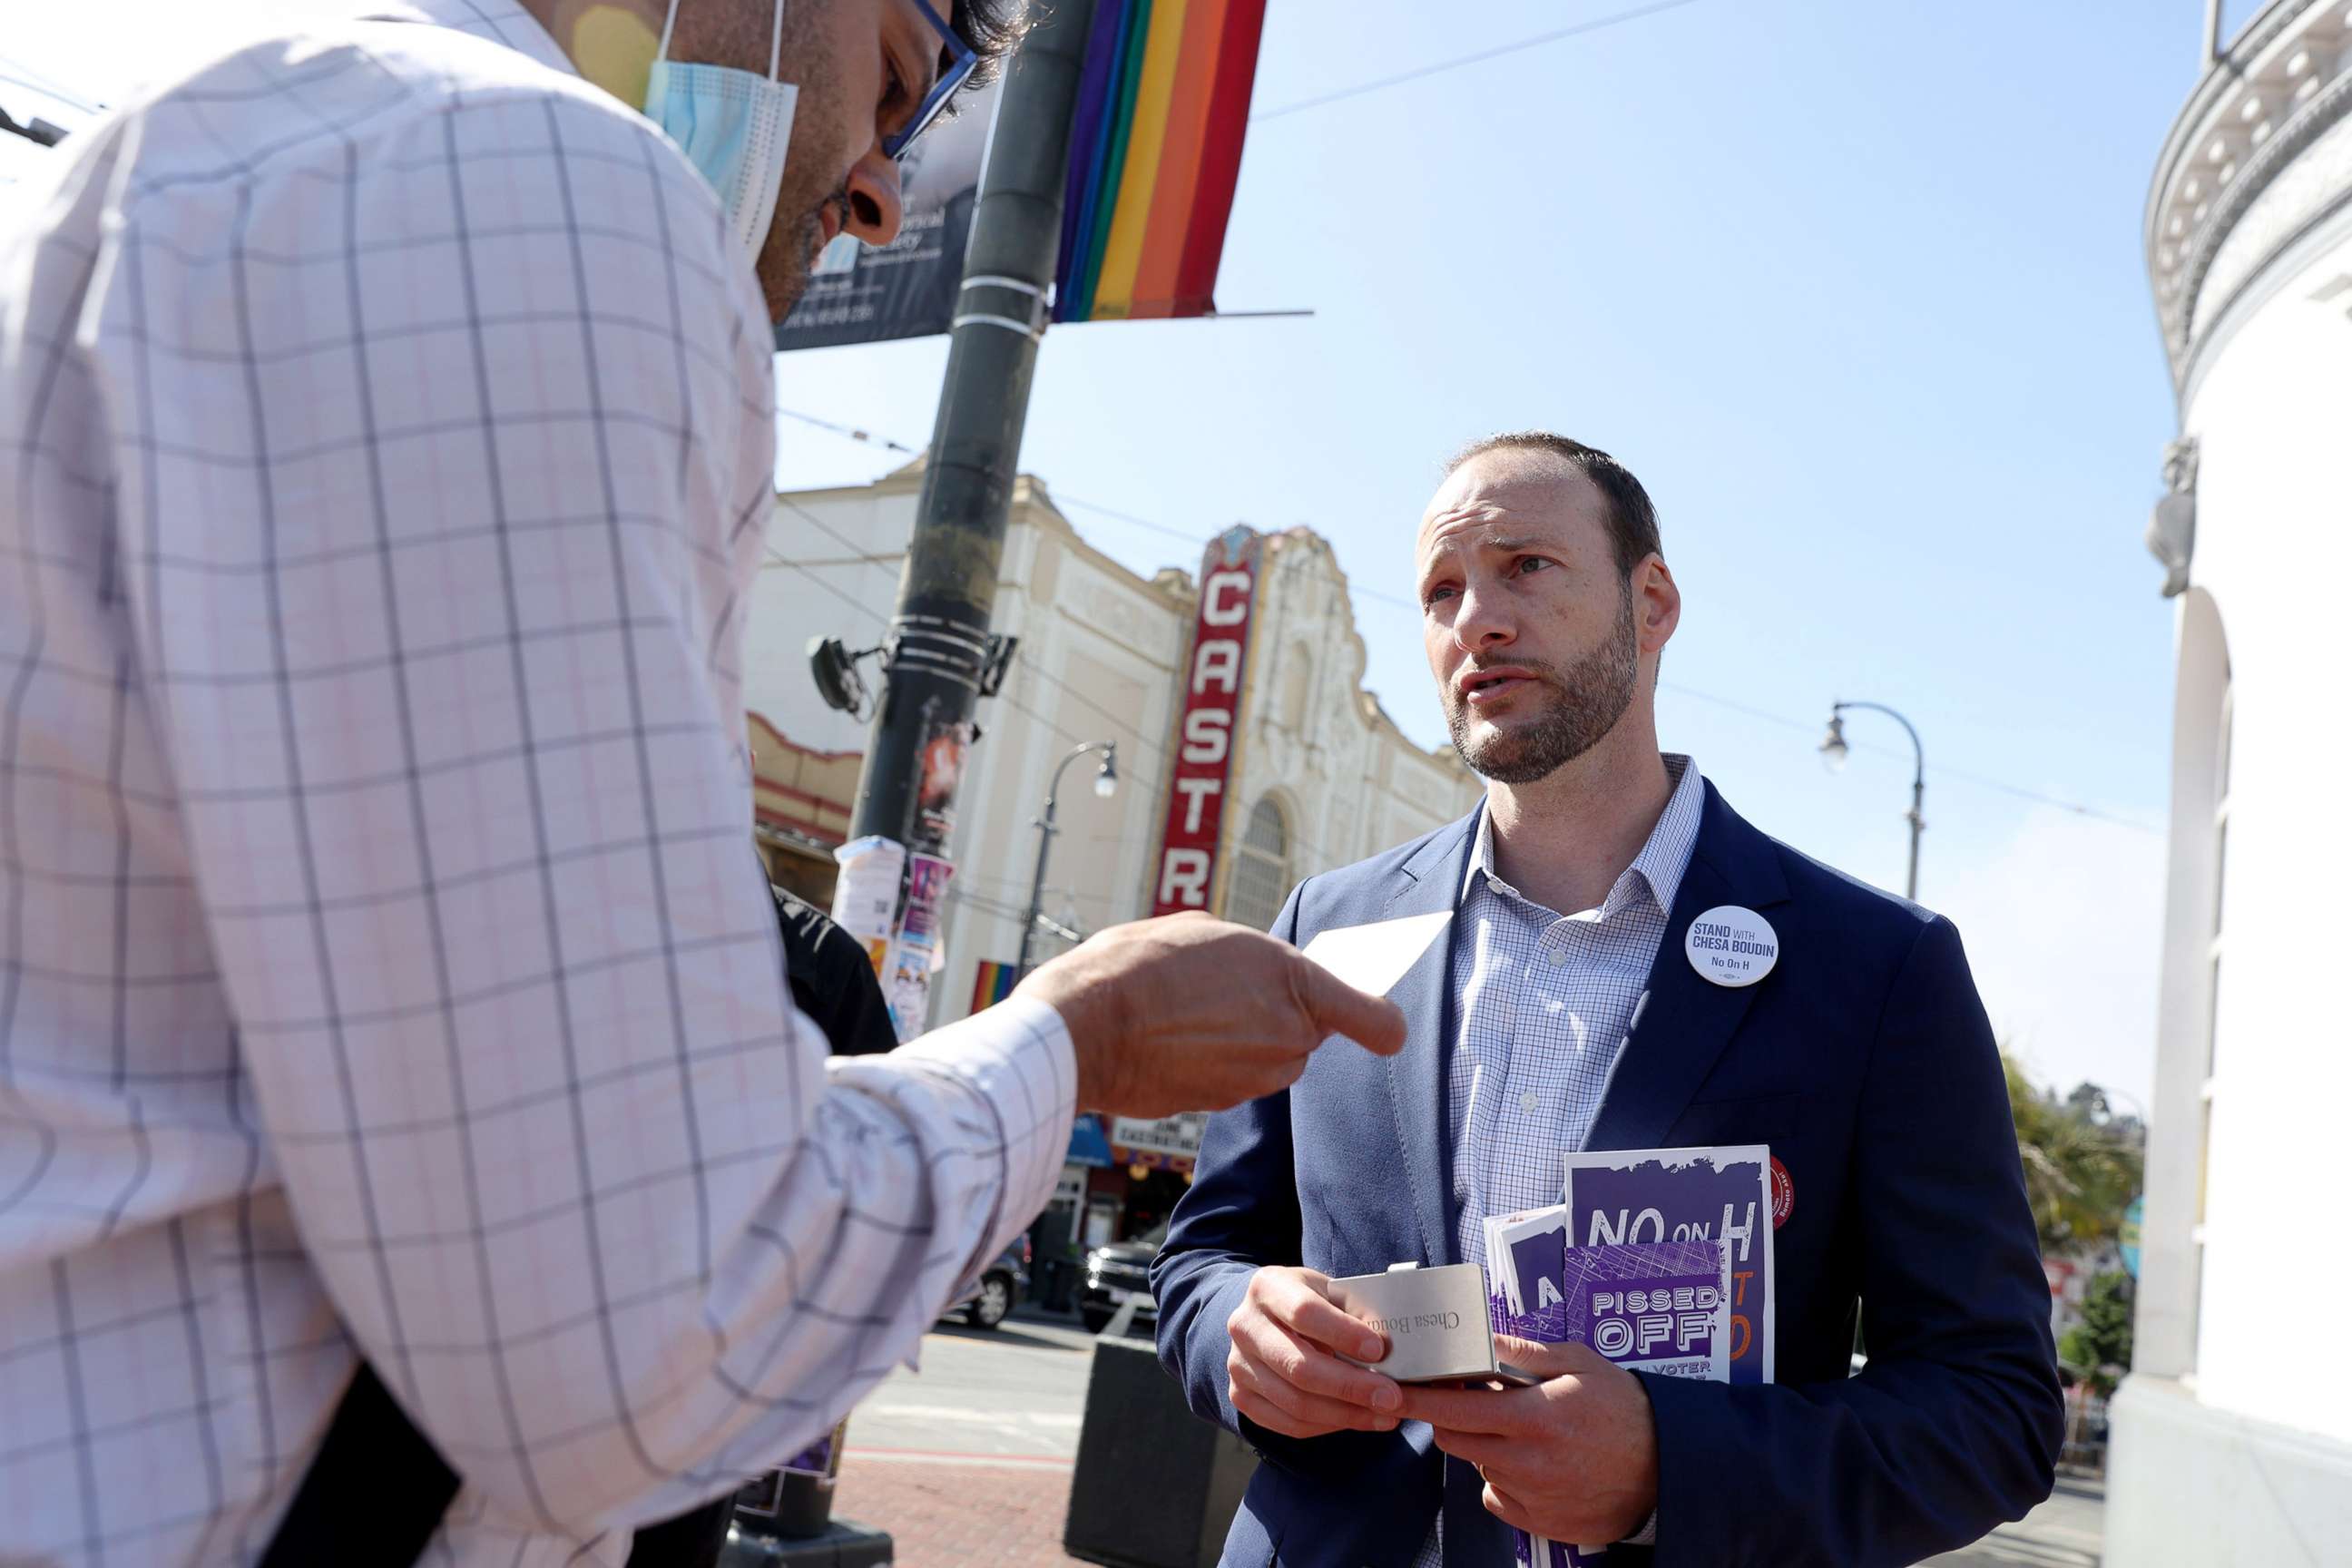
[1017,740,1119,975]
[1821,701,1926,901]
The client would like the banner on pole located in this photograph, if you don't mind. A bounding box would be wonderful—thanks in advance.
[772,0,1271,348]
[1057,0,1269,321]
[773,79,1003,350]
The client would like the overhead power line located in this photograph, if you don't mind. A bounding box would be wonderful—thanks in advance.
[1650,682,2161,833]
[778,405,922,456]
[1045,499,2163,836]
[0,57,104,114]
[1250,0,1708,123]
[768,408,2161,836]
[762,544,883,627]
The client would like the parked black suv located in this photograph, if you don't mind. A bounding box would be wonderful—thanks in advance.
[1078,1222,1165,1334]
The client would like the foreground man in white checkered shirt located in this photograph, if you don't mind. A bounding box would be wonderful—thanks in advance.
[1154,436,2063,1567]
[0,3,1410,1563]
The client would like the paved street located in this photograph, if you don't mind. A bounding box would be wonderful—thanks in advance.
[846,1316,1099,1461]
[816,1314,2106,1568]
[823,1313,1106,1567]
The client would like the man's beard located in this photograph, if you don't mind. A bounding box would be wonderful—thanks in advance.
[755,128,850,320]
[1445,587,1640,785]
[756,199,833,322]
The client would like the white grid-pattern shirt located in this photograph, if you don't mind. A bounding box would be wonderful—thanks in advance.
[0,5,1074,1563]
[1416,754,1700,1568]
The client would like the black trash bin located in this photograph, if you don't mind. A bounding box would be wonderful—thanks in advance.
[1064,1338,1257,1568]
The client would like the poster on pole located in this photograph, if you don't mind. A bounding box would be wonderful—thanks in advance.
[912,713,975,856]
[829,835,906,983]
[885,852,956,1040]
[773,78,1002,350]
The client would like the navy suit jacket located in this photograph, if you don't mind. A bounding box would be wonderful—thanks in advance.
[1152,781,2061,1568]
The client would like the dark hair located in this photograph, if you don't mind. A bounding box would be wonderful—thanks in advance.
[949,0,1030,88]
[1447,432,1663,579]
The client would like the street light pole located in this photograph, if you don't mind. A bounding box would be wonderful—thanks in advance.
[1017,740,1118,975]
[848,0,1101,850]
[1820,700,1926,902]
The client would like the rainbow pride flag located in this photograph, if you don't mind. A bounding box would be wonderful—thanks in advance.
[970,959,1021,1013]
[1054,0,1268,323]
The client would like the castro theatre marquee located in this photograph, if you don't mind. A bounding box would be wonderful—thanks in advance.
[1152,524,1262,918]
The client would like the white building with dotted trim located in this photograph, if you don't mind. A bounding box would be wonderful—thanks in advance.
[2111,2,2352,1555]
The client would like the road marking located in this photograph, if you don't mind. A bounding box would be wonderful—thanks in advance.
[863,1402,1081,1427]
[847,1447,1075,1470]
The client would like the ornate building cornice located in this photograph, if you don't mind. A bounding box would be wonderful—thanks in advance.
[2146,0,2352,397]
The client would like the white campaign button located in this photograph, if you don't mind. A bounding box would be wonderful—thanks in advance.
[1684,905,1779,988]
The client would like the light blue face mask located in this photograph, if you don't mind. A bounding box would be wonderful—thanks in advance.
[642,0,799,259]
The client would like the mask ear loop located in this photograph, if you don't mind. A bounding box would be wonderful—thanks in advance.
[653,0,684,68]
[767,0,786,82]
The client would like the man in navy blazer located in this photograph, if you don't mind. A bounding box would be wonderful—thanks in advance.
[1152,434,2061,1567]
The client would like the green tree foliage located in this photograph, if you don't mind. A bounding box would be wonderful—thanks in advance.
[2004,1056,2143,1254]
[2058,1271,2135,1394]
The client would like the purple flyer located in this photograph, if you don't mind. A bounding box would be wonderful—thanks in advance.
[1478,1208,1570,1568]
[1538,1239,1730,1567]
[1562,1144,1775,1386]
[1558,1239,1730,1379]
[1482,1206,1567,1342]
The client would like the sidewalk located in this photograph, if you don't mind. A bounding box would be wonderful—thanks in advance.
[815,1304,1107,1566]
[832,1461,2104,1568]
[826,1307,2102,1568]
[831,1452,1086,1568]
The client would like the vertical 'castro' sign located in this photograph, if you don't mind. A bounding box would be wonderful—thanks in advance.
[1152,526,1263,916]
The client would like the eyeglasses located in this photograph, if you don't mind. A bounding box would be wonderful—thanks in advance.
[882,0,978,161]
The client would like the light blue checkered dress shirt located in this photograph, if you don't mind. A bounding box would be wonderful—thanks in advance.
[1413,754,1702,1567]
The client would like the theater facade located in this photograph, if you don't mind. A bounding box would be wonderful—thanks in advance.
[743,460,1479,1248]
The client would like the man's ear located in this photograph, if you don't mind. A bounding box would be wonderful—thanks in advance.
[1637,556,1681,657]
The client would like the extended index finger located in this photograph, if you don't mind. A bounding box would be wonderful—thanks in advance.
[1289,955,1407,1057]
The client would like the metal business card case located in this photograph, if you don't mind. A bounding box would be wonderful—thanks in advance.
[1324,1262,1506,1384]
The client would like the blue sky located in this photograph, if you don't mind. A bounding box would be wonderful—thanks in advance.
[4,1,2240,1102]
[769,1,2221,1104]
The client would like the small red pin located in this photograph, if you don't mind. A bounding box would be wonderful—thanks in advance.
[1769,1156,1794,1230]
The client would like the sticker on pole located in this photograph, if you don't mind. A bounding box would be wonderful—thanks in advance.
[1684,906,1779,989]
